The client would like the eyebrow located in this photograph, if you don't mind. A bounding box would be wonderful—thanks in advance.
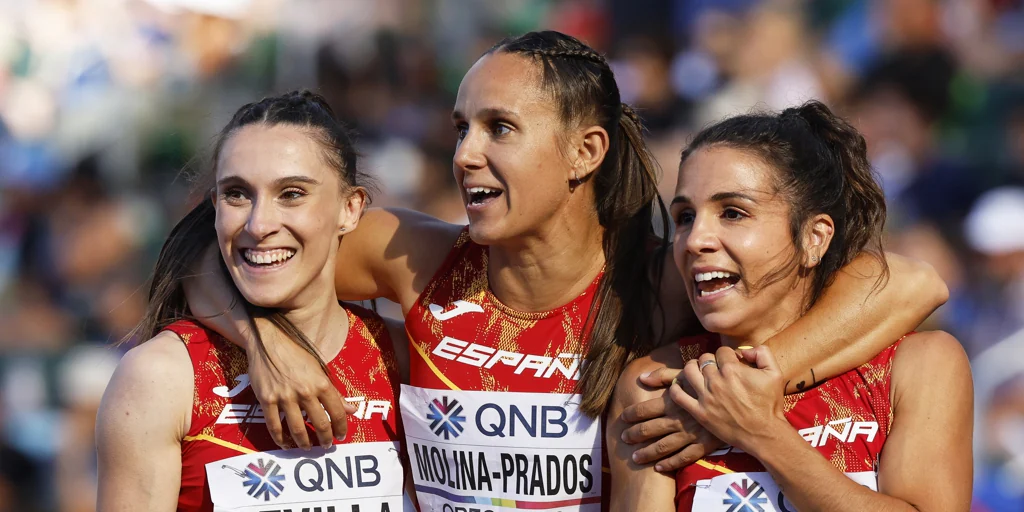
[451,107,520,121]
[216,175,322,188]
[670,191,759,206]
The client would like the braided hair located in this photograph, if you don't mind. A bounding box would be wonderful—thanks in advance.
[488,31,670,417]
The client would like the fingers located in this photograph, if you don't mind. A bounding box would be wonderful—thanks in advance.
[302,396,335,450]
[681,358,706,399]
[654,443,707,472]
[668,370,702,417]
[638,367,682,388]
[620,416,684,445]
[697,353,720,378]
[282,402,312,451]
[318,387,351,443]
[620,394,668,423]
[630,432,693,466]
[748,345,779,371]
[263,402,287,448]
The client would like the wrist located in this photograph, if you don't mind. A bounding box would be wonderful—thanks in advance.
[742,414,795,461]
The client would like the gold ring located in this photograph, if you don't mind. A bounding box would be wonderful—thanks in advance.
[699,360,718,371]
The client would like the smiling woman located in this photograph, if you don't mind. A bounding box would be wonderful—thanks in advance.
[608,101,972,512]
[95,91,410,512]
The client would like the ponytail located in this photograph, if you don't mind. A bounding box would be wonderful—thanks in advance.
[492,31,669,417]
[682,100,888,307]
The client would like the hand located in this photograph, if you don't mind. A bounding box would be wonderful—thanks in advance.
[246,321,356,450]
[620,366,725,471]
[671,345,787,453]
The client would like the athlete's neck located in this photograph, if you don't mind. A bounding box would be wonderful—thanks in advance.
[486,213,606,313]
[718,284,809,349]
[277,267,350,362]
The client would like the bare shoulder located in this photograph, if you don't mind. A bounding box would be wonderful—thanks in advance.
[891,330,972,402]
[893,330,969,375]
[98,331,194,440]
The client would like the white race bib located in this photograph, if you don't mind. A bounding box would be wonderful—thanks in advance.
[205,442,410,512]
[400,385,602,512]
[691,470,877,511]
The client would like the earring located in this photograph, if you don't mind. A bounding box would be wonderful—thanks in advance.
[340,227,347,233]
[810,255,818,263]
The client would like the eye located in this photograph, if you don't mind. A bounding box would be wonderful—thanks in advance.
[221,188,248,204]
[454,123,468,141]
[491,123,511,137]
[723,207,747,220]
[280,188,306,201]
[675,209,695,226]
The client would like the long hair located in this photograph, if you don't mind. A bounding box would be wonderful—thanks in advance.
[489,31,670,416]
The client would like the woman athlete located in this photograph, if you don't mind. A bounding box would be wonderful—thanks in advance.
[96,92,411,511]
[608,102,972,511]
[186,32,948,510]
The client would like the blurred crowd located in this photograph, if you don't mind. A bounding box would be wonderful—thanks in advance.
[0,0,1022,510]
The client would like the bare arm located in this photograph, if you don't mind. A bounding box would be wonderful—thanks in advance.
[96,332,193,512]
[766,252,948,392]
[751,332,973,511]
[606,353,680,512]
[182,207,458,449]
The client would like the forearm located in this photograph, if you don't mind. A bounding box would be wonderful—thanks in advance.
[766,252,947,391]
[182,243,255,350]
[752,424,916,512]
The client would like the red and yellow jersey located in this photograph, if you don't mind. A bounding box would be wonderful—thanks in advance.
[675,334,902,512]
[400,229,606,511]
[172,305,405,512]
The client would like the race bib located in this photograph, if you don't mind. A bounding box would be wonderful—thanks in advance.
[691,470,877,511]
[205,442,409,512]
[400,385,602,512]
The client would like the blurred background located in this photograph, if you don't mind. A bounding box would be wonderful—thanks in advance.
[0,0,1021,510]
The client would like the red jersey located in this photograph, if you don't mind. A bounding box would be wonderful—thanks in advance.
[675,334,902,512]
[172,305,405,512]
[400,230,606,511]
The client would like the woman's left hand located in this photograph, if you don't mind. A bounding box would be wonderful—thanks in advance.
[669,345,788,454]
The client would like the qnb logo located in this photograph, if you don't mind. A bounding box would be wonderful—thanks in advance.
[426,396,466,440]
[722,478,768,512]
[798,418,879,448]
[222,458,285,501]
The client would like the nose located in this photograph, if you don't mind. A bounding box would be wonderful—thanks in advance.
[684,212,721,256]
[453,125,486,173]
[244,198,281,240]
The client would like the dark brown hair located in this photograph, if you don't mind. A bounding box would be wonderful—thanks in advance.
[680,100,888,306]
[128,90,371,373]
[489,31,669,416]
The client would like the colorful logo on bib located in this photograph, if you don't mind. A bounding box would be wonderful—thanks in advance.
[723,478,767,512]
[223,458,286,501]
[426,396,466,440]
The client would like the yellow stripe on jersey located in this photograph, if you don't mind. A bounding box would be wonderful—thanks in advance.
[408,327,462,392]
[182,434,256,455]
[695,459,734,474]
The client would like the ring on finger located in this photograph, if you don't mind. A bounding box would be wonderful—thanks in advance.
[699,360,718,371]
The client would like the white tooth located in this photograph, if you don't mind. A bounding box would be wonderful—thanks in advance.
[258,254,268,264]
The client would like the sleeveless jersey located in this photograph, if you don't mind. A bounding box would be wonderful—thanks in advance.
[674,334,902,512]
[172,305,406,512]
[400,230,606,511]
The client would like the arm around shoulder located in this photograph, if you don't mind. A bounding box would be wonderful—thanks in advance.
[766,251,949,391]
[337,208,462,308]
[96,332,194,512]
